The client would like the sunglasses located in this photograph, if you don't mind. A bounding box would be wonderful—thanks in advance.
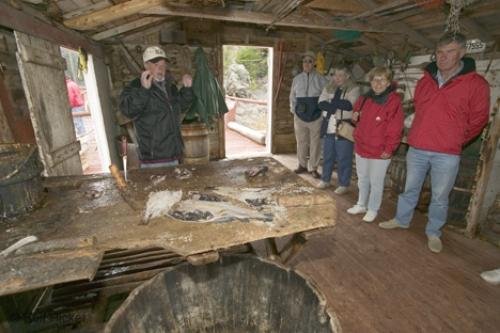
[303,59,314,64]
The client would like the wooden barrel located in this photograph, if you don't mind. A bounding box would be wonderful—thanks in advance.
[181,122,210,164]
[105,255,338,333]
[0,144,44,217]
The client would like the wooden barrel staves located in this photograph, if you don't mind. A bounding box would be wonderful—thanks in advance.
[0,144,44,218]
[181,122,210,164]
[105,255,340,333]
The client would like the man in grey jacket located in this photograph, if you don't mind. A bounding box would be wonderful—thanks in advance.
[289,51,328,178]
[120,46,193,168]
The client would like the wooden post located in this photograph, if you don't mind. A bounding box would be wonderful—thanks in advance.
[465,98,500,237]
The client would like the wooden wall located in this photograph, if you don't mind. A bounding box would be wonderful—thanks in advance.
[0,28,35,144]
[106,22,319,159]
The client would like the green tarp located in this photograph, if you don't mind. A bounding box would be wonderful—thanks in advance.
[184,47,228,124]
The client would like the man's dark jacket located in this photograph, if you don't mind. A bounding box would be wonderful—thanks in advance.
[120,78,194,162]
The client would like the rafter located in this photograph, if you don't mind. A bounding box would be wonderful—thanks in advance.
[64,0,165,30]
[356,0,434,49]
[140,5,397,33]
[461,17,493,41]
[92,17,166,40]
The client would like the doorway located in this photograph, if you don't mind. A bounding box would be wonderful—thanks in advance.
[60,47,110,174]
[223,45,273,158]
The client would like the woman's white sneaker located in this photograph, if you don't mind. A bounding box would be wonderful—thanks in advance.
[347,205,367,215]
[362,211,377,223]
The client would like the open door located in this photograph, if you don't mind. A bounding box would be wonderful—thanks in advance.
[14,31,82,176]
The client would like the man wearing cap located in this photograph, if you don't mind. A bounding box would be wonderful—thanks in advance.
[289,51,328,178]
[120,46,194,168]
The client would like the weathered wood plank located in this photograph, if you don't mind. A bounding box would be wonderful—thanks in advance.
[15,32,82,176]
[0,249,102,297]
[92,16,166,41]
[141,5,397,33]
[0,1,102,58]
[64,0,164,30]
[465,100,500,237]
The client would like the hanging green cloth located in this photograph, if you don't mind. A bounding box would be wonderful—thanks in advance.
[334,30,362,42]
[184,47,228,124]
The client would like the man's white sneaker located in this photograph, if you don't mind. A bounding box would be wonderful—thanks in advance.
[334,186,348,195]
[427,235,442,253]
[480,268,500,285]
[362,211,377,223]
[378,219,409,229]
[316,181,330,189]
[347,205,367,215]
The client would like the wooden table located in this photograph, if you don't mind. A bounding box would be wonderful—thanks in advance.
[0,157,337,296]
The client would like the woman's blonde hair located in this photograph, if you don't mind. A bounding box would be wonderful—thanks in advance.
[367,66,393,82]
[326,66,354,93]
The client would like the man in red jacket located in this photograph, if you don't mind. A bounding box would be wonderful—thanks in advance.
[379,32,490,253]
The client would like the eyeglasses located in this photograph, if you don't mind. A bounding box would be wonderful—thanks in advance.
[303,59,314,64]
[371,78,389,84]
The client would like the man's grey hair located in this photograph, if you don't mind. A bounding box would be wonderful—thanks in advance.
[437,32,467,49]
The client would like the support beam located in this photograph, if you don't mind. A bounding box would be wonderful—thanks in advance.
[140,5,397,33]
[92,17,166,40]
[465,105,500,237]
[0,1,103,57]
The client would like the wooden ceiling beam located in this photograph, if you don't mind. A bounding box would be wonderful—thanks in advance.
[349,0,410,20]
[63,0,112,20]
[139,5,398,33]
[64,0,165,30]
[0,1,103,57]
[92,16,166,40]
[121,20,180,42]
[461,17,493,41]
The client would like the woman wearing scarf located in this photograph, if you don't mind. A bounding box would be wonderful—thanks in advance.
[347,67,404,222]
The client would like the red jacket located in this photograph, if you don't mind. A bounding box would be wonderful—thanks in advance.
[408,58,490,155]
[66,78,84,108]
[353,89,404,158]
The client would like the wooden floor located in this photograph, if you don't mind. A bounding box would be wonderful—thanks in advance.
[272,154,500,333]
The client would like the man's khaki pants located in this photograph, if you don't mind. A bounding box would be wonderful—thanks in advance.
[294,114,322,171]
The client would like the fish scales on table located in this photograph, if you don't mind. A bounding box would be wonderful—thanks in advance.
[169,199,273,223]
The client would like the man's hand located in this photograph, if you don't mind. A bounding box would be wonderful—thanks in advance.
[352,111,360,123]
[140,70,153,89]
[380,152,391,159]
[182,74,193,88]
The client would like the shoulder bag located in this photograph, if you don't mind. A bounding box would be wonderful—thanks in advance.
[336,97,367,142]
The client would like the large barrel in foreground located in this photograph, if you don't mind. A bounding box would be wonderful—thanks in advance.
[105,255,339,333]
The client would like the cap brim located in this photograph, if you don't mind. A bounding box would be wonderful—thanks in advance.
[145,56,168,63]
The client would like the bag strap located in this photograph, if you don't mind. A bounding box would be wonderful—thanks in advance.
[356,96,368,113]
[339,89,348,121]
